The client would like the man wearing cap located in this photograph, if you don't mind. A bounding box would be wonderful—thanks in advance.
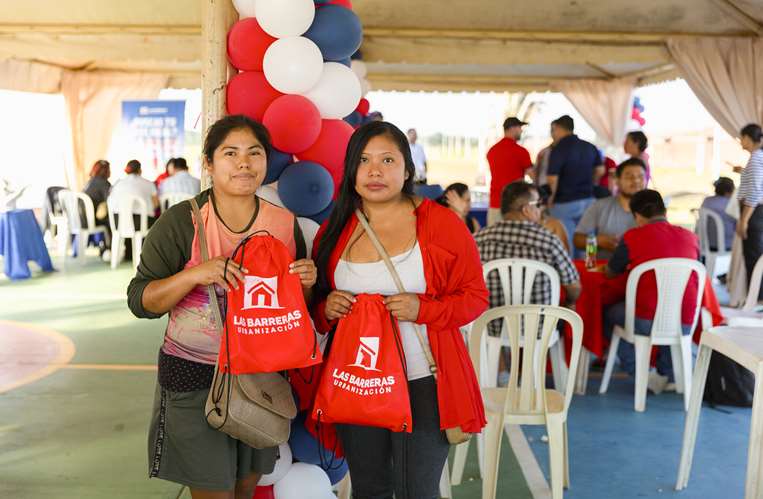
[486,117,532,226]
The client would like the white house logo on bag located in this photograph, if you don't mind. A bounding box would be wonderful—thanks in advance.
[232,275,303,335]
[243,276,282,310]
[348,337,381,372]
[331,336,395,396]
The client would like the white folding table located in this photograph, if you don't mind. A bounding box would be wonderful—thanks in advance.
[676,326,763,498]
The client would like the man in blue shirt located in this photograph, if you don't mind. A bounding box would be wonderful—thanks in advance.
[546,115,605,254]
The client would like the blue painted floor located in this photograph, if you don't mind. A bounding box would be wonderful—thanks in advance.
[523,374,751,499]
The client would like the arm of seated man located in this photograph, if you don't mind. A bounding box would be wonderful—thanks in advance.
[562,281,582,307]
[605,239,629,279]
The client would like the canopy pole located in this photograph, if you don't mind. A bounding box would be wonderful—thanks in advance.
[201,0,236,189]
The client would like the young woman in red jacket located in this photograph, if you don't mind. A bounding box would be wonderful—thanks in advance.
[313,121,488,499]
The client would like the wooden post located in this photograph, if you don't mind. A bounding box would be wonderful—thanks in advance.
[201,0,237,189]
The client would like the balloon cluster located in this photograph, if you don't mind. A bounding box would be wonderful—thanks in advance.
[227,0,370,224]
[631,96,646,127]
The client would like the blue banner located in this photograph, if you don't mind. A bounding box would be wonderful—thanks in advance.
[121,100,185,179]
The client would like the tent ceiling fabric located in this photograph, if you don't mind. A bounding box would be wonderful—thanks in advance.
[0,0,760,92]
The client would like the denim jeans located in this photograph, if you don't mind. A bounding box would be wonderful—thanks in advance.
[603,302,692,382]
[549,197,594,256]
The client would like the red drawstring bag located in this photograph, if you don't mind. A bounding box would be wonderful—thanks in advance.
[312,294,412,432]
[220,232,321,374]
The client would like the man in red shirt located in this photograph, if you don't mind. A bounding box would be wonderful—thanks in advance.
[604,189,700,392]
[486,117,532,225]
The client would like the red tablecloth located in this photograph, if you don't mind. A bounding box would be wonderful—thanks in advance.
[564,260,723,358]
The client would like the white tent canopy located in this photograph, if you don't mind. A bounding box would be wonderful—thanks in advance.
[1,0,761,184]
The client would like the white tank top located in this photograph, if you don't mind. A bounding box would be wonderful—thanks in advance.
[334,242,431,381]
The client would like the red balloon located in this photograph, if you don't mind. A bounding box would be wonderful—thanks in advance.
[321,0,353,7]
[227,72,283,122]
[263,95,322,154]
[355,98,370,116]
[297,119,354,196]
[252,485,274,499]
[227,18,276,71]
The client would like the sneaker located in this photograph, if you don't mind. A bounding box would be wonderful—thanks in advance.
[647,371,669,394]
[101,250,111,263]
[497,370,510,387]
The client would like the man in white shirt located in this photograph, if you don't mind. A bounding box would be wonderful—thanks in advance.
[407,128,428,183]
[158,157,200,198]
[109,159,159,222]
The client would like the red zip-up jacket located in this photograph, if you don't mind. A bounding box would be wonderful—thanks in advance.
[312,198,488,433]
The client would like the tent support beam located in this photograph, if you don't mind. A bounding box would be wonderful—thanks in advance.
[709,0,763,35]
[201,0,236,188]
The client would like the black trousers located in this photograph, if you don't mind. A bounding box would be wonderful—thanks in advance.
[335,376,450,499]
[743,205,763,301]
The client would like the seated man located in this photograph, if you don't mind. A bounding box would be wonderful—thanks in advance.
[158,157,201,198]
[574,158,646,260]
[604,189,700,392]
[476,181,582,318]
[700,176,736,251]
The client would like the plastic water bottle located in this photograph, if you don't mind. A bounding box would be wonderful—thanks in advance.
[585,234,597,269]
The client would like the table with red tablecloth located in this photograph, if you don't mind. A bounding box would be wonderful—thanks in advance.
[564,260,724,359]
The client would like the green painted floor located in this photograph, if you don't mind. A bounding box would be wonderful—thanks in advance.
[0,254,533,499]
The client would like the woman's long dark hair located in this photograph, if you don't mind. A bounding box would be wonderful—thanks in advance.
[314,121,416,297]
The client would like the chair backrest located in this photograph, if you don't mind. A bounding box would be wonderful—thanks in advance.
[698,208,727,256]
[160,192,192,212]
[482,258,561,307]
[743,253,763,311]
[624,258,706,341]
[108,194,148,237]
[58,190,96,232]
[469,305,583,416]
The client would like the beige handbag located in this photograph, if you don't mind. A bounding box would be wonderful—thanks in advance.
[355,209,472,445]
[189,198,297,449]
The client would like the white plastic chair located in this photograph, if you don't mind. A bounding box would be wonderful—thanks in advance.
[159,192,192,213]
[57,189,108,259]
[470,304,583,499]
[451,258,568,486]
[599,258,706,412]
[108,195,149,270]
[697,208,730,281]
[722,253,763,327]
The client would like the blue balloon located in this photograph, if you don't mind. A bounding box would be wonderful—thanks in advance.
[414,183,445,200]
[309,200,334,224]
[277,161,334,217]
[351,49,363,60]
[304,5,363,61]
[335,57,351,68]
[288,413,346,485]
[343,110,362,127]
[264,147,293,185]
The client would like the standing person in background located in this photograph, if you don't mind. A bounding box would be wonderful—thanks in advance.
[700,176,736,252]
[407,128,428,184]
[438,182,481,234]
[159,157,201,198]
[486,117,532,226]
[736,123,763,302]
[546,115,605,253]
[624,131,651,186]
[531,128,558,199]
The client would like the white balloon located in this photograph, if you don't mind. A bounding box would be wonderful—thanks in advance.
[297,217,320,257]
[273,463,332,499]
[350,59,367,79]
[255,0,315,38]
[264,37,324,94]
[256,184,285,208]
[304,62,362,119]
[259,443,292,486]
[360,78,372,97]
[232,0,256,18]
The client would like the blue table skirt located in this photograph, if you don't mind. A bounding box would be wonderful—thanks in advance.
[469,206,488,228]
[0,209,54,280]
